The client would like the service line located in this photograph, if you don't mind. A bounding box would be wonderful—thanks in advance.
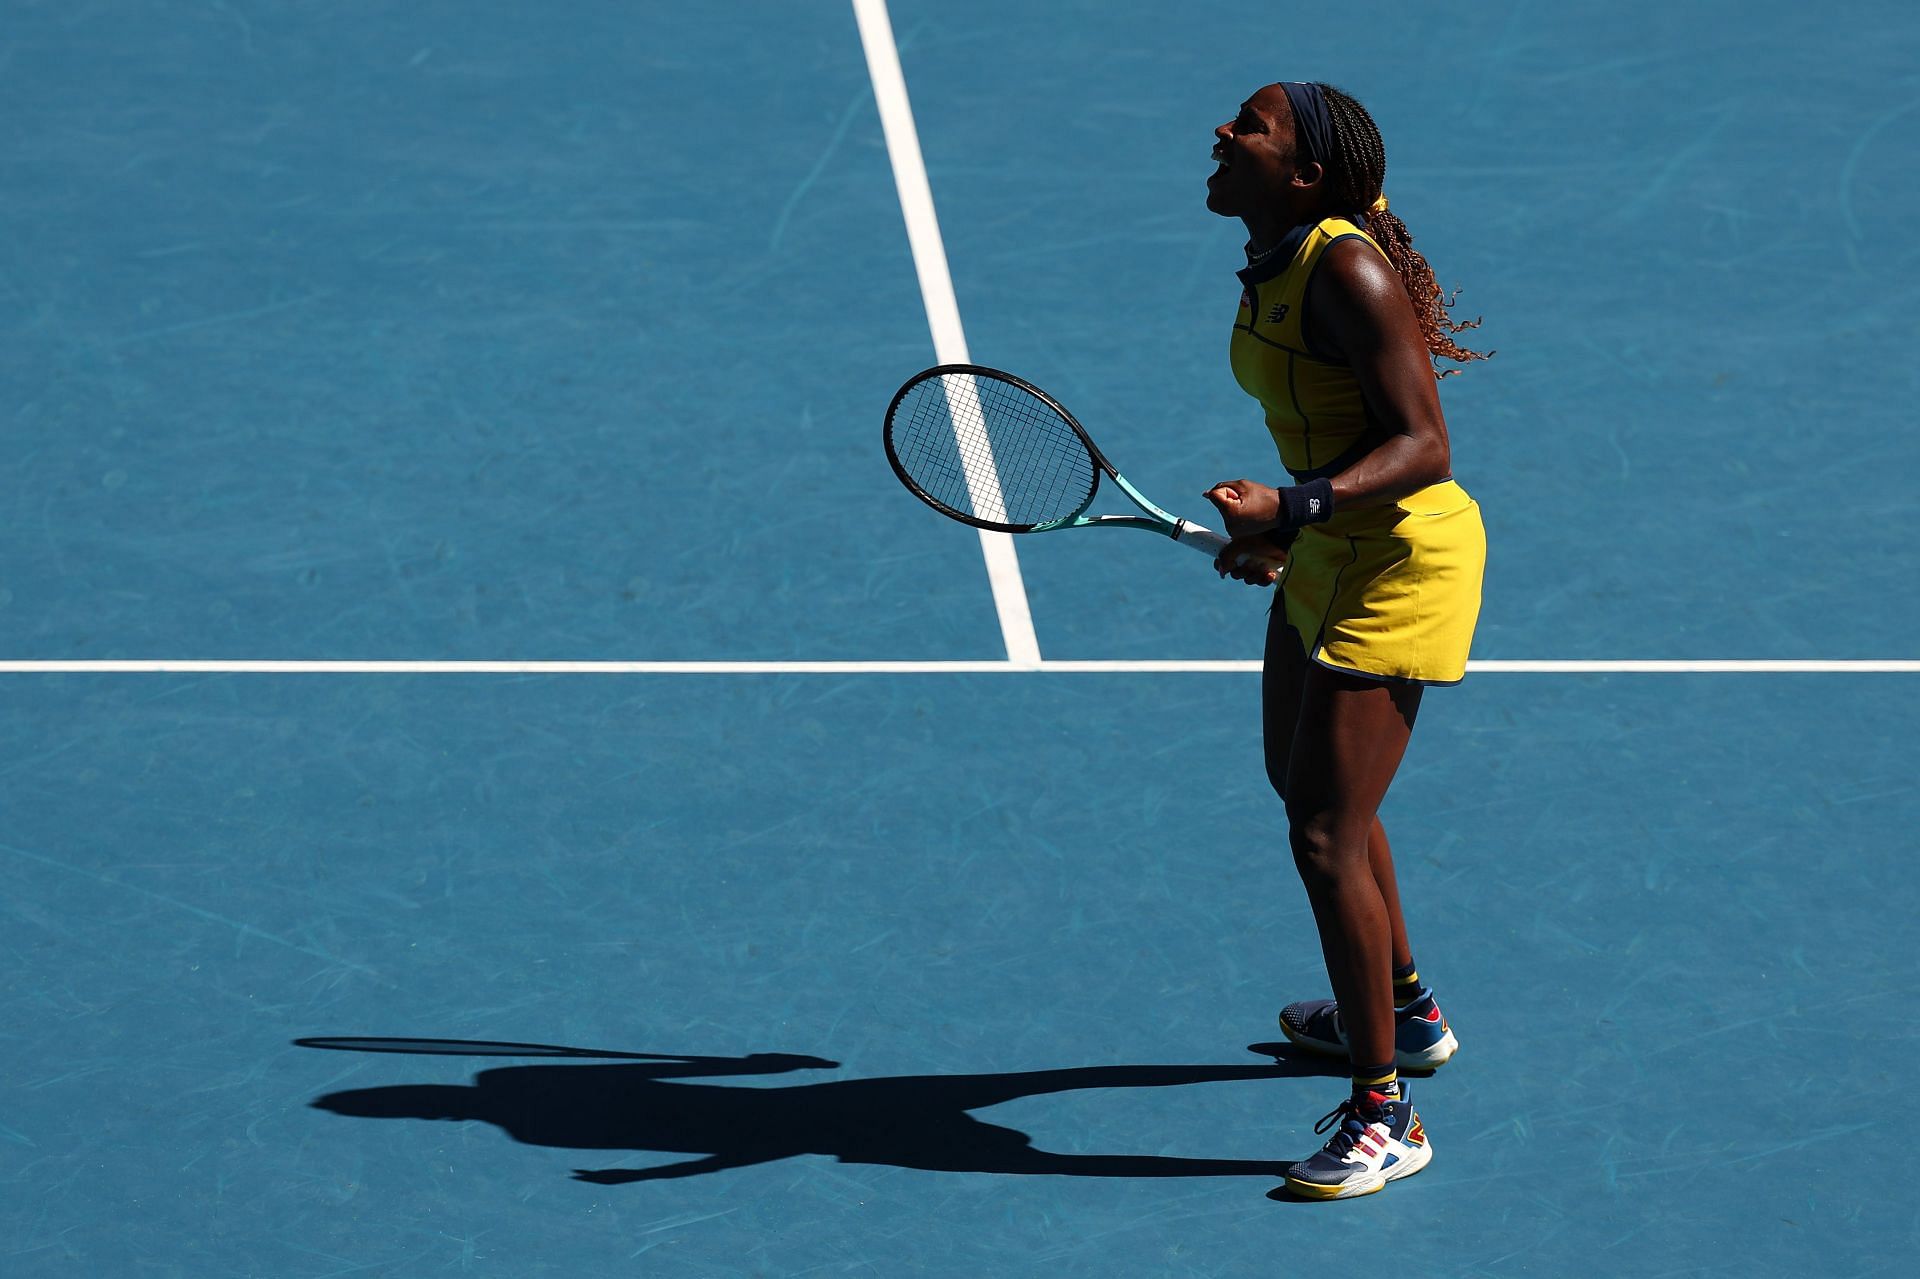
[0,660,1913,675]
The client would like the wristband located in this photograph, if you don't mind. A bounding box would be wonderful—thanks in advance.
[1277,477,1335,531]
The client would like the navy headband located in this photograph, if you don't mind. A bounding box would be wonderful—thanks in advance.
[1278,82,1333,170]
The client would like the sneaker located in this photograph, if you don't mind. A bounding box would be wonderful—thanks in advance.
[1283,1086,1432,1200]
[1277,989,1458,1070]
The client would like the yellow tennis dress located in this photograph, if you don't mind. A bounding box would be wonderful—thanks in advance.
[1230,215,1485,685]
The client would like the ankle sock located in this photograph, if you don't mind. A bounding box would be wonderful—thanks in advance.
[1353,1061,1399,1103]
[1392,959,1423,1010]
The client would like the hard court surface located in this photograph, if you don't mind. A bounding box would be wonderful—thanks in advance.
[3,2,1916,1274]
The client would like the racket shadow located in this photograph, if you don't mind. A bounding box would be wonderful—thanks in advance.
[298,1037,1348,1183]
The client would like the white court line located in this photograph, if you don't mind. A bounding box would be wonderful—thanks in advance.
[935,372,1013,527]
[0,660,1913,675]
[852,0,1043,667]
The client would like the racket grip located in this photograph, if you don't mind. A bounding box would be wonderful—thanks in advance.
[1172,521,1230,557]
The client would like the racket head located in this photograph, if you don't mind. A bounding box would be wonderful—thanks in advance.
[883,364,1105,533]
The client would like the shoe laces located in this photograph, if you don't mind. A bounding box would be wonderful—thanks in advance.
[1313,1093,1391,1157]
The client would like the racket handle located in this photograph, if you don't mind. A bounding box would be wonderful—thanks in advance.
[1172,520,1230,557]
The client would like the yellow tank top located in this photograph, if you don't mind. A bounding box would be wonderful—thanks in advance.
[1229,215,1468,521]
[1229,215,1380,476]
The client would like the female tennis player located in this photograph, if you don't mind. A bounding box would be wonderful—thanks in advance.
[1199,81,1489,1199]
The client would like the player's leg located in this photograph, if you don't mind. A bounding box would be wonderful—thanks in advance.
[1260,605,1311,801]
[1266,609,1441,1066]
[1279,662,1431,1197]
[1266,608,1413,967]
[1285,664,1420,1073]
[1367,818,1413,973]
[1362,814,1458,1070]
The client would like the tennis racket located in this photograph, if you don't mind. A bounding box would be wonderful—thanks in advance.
[883,364,1231,558]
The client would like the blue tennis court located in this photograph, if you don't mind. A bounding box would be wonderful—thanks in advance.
[4,1,1917,1274]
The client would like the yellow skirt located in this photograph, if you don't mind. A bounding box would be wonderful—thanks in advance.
[1276,480,1486,685]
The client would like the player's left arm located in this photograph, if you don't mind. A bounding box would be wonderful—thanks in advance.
[1204,238,1452,536]
[1309,237,1453,511]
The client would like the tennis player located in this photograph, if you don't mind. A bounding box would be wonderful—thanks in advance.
[1200,81,1489,1199]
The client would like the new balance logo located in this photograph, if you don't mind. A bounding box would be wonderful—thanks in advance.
[1266,302,1290,323]
[1307,497,1322,516]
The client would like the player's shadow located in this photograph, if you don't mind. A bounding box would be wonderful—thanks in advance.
[299,1038,1344,1183]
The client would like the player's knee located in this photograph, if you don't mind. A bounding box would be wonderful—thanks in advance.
[1285,807,1360,888]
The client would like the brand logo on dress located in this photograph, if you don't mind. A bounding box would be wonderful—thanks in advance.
[1266,303,1290,323]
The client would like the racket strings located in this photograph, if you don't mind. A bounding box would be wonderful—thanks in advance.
[890,373,1098,529]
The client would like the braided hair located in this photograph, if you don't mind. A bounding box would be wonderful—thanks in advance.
[1310,84,1491,376]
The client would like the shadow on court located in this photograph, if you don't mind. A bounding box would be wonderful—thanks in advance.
[298,1038,1344,1183]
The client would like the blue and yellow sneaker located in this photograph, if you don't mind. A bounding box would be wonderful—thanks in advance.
[1283,1086,1431,1200]
[1277,989,1458,1071]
